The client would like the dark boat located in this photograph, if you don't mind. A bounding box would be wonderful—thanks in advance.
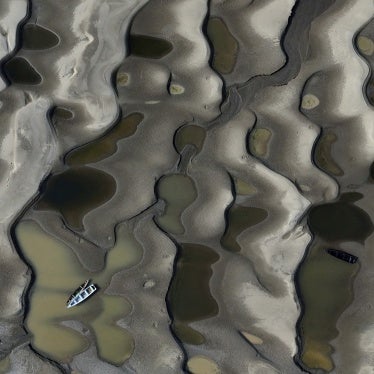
[326,248,358,264]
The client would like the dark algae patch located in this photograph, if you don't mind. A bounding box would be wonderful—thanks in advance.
[66,113,144,165]
[129,34,172,59]
[207,17,238,74]
[174,125,206,154]
[4,57,42,85]
[168,243,219,344]
[308,196,373,242]
[221,205,268,252]
[35,166,116,230]
[298,242,359,372]
[22,24,59,50]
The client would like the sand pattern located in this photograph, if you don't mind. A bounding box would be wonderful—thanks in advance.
[0,0,373,373]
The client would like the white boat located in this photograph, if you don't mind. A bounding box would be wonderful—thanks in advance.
[66,280,97,308]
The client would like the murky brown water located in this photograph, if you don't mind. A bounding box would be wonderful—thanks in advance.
[0,357,10,374]
[4,57,42,85]
[298,241,359,371]
[187,355,221,374]
[308,194,373,242]
[249,128,272,158]
[15,220,142,365]
[52,107,74,121]
[22,24,59,50]
[299,192,373,371]
[207,17,238,74]
[35,167,116,230]
[174,125,206,154]
[314,130,343,176]
[3,1,373,372]
[129,34,173,59]
[221,204,268,252]
[168,243,219,344]
[155,174,197,235]
[66,113,144,166]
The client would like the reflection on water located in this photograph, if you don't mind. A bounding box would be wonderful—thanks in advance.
[3,57,42,85]
[168,244,219,344]
[15,220,142,365]
[298,242,359,372]
[129,34,173,59]
[221,204,268,252]
[207,17,238,75]
[155,174,197,235]
[22,24,59,50]
[35,167,116,230]
[66,113,144,166]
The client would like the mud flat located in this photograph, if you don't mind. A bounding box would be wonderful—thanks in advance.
[0,0,373,373]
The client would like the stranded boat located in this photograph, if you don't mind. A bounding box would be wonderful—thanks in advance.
[66,279,97,308]
[326,248,358,264]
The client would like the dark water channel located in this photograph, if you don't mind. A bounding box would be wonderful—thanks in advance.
[66,113,144,165]
[22,24,59,50]
[129,34,173,59]
[168,243,219,345]
[35,166,116,230]
[298,192,373,371]
[3,57,42,85]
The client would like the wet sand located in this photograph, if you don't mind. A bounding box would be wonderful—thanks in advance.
[0,0,373,373]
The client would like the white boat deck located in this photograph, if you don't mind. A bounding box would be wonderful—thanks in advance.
[67,283,97,308]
